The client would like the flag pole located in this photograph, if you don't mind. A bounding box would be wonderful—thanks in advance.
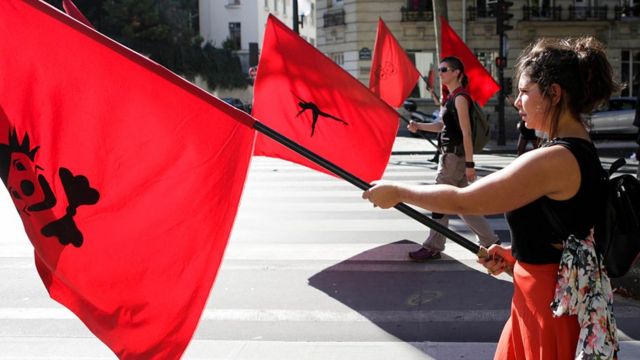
[253,121,483,255]
[397,112,439,151]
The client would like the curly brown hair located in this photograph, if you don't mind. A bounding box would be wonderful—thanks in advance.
[515,37,622,139]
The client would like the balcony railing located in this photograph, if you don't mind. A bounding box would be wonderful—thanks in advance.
[568,5,608,20]
[323,9,345,27]
[614,4,640,19]
[466,6,496,21]
[522,5,562,21]
[401,7,434,22]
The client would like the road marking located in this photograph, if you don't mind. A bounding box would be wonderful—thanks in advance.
[2,307,639,322]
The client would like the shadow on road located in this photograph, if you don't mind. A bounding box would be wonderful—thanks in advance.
[308,239,512,356]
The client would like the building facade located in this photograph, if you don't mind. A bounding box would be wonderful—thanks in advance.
[199,0,317,72]
[317,0,640,103]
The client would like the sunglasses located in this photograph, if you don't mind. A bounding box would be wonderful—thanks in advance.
[438,66,458,73]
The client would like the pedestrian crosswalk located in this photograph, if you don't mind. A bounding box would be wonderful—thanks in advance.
[2,145,640,359]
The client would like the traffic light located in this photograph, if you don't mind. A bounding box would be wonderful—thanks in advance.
[496,0,514,35]
[495,56,507,69]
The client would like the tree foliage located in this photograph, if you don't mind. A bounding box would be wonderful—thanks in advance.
[46,0,247,90]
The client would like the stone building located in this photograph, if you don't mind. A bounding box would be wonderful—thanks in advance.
[317,0,640,129]
[200,0,317,72]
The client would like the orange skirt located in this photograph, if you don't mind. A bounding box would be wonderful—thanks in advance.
[495,261,580,360]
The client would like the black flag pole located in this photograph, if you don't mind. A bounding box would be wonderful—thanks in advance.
[253,121,483,256]
[397,112,439,151]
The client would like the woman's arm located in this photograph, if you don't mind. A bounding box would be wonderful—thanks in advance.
[363,144,582,215]
[408,120,444,133]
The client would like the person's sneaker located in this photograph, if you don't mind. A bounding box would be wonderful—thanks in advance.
[408,247,441,262]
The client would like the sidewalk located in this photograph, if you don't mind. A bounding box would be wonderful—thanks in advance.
[392,133,640,156]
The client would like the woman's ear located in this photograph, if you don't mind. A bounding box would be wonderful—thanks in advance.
[549,84,562,105]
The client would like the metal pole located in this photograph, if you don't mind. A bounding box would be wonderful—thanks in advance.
[253,120,482,255]
[497,34,506,145]
[398,113,439,151]
[292,0,299,34]
[497,0,506,146]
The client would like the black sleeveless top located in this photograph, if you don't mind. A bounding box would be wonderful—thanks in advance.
[440,90,468,147]
[506,138,606,264]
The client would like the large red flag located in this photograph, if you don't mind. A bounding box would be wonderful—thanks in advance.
[0,1,255,358]
[440,17,500,107]
[369,18,421,108]
[253,16,398,183]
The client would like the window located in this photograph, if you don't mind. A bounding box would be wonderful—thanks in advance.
[529,0,552,16]
[475,0,496,17]
[227,0,241,5]
[310,3,315,24]
[228,22,241,50]
[328,0,344,8]
[274,0,278,12]
[476,50,495,72]
[283,0,287,15]
[264,0,269,9]
[407,0,433,11]
[476,50,500,83]
[409,51,436,98]
[621,50,640,97]
[331,52,344,65]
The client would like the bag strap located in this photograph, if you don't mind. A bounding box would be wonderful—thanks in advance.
[608,157,626,176]
[451,91,473,107]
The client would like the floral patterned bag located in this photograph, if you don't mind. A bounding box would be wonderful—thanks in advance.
[551,232,618,359]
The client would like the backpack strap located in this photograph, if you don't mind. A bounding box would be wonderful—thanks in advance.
[608,157,626,176]
[451,91,473,106]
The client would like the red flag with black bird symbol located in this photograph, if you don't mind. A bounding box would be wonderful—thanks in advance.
[369,18,421,108]
[253,15,399,183]
[0,0,255,358]
[440,16,500,107]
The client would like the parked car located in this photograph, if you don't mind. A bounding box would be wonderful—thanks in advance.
[403,100,440,138]
[588,97,637,139]
[222,97,250,113]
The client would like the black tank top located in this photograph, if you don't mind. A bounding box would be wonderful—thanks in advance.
[440,91,468,146]
[506,138,606,264]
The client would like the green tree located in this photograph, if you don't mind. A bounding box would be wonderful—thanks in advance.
[46,0,247,90]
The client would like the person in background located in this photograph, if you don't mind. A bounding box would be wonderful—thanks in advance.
[363,37,620,359]
[405,56,499,261]
[508,94,540,155]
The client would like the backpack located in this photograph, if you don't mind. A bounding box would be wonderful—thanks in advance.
[594,158,640,278]
[452,92,491,154]
[543,154,640,278]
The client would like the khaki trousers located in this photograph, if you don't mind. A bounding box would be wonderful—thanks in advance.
[423,152,498,251]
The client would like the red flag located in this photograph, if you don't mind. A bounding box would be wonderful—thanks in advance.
[62,0,94,28]
[369,18,421,108]
[0,1,255,358]
[253,16,398,183]
[426,65,435,91]
[440,17,500,107]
